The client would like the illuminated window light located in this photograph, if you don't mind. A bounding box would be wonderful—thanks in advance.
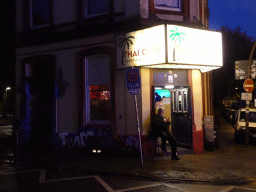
[165,85,175,89]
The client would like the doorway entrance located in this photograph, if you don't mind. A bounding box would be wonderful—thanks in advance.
[154,87,192,147]
[23,57,56,149]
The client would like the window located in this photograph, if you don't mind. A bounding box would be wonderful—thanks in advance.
[172,88,188,113]
[154,0,182,12]
[240,112,256,123]
[85,54,111,123]
[30,0,50,28]
[90,85,110,120]
[183,90,188,112]
[178,91,182,112]
[83,0,110,18]
[172,91,177,112]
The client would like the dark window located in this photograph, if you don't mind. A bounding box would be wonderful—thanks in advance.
[84,0,110,17]
[240,112,256,122]
[154,0,182,12]
[30,0,50,28]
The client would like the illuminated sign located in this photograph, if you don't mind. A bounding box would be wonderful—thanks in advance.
[116,24,223,72]
[116,25,165,68]
[235,60,256,80]
[167,25,222,67]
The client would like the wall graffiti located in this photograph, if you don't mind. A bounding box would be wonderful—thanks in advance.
[55,130,143,151]
[56,128,119,150]
[57,131,94,149]
[54,126,150,153]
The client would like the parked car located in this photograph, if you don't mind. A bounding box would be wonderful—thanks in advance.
[233,107,256,143]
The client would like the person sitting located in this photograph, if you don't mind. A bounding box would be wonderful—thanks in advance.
[152,108,180,160]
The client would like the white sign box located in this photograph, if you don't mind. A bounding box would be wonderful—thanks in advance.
[167,25,223,67]
[116,25,165,68]
[116,24,223,71]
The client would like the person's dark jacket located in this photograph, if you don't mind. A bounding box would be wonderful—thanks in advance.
[150,114,170,138]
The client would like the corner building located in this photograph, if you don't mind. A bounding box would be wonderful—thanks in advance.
[15,0,222,156]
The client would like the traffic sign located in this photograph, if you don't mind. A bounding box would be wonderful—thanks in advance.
[129,89,140,95]
[125,68,141,90]
[241,92,252,100]
[243,79,254,93]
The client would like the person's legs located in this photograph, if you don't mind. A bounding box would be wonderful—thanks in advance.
[161,137,167,152]
[158,132,167,152]
[167,134,177,156]
[166,132,180,160]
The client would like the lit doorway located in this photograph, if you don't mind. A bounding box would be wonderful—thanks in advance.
[154,86,192,147]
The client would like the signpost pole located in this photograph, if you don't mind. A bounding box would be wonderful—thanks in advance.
[134,94,143,167]
[125,68,143,167]
[246,101,250,146]
[243,79,254,146]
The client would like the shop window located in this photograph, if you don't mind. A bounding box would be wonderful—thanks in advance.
[154,0,182,12]
[30,0,51,28]
[85,54,110,124]
[83,0,110,18]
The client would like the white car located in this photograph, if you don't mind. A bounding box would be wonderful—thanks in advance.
[234,108,256,143]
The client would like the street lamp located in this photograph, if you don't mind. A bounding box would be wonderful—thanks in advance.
[4,87,11,103]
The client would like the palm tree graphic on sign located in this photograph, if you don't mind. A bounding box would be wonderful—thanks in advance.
[118,34,135,65]
[169,27,185,61]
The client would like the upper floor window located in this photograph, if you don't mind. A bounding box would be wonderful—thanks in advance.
[154,0,182,12]
[30,0,51,28]
[83,0,110,18]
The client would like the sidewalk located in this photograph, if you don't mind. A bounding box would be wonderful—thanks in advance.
[52,145,256,184]
[34,118,256,184]
[3,118,256,184]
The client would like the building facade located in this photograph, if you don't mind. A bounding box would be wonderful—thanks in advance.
[15,0,222,155]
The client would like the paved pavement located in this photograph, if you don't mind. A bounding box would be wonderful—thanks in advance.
[2,118,256,184]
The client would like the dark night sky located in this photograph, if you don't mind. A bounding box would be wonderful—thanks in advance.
[209,0,256,40]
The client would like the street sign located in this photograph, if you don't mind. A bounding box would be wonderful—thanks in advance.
[129,89,140,95]
[241,92,253,100]
[125,68,143,166]
[235,60,256,80]
[243,79,254,93]
[125,68,141,90]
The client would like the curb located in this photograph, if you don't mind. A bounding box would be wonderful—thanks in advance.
[77,166,255,185]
